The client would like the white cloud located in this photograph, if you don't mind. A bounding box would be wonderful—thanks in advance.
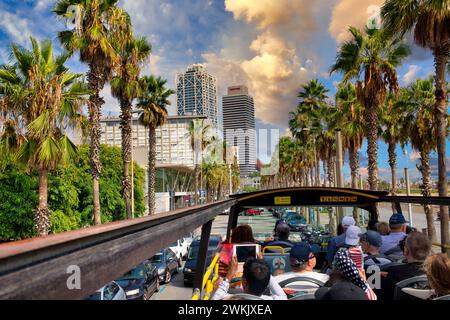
[329,0,384,43]
[402,65,422,85]
[0,11,35,46]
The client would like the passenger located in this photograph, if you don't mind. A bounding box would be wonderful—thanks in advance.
[360,231,392,268]
[262,222,295,252]
[424,254,450,299]
[380,213,408,256]
[315,281,369,300]
[376,222,390,236]
[231,225,258,244]
[323,216,356,271]
[333,225,364,271]
[379,231,432,301]
[333,249,377,300]
[211,256,287,300]
[274,242,329,292]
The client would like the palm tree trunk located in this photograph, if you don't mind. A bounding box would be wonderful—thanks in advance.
[349,143,361,224]
[194,165,199,205]
[388,140,397,195]
[349,143,359,189]
[433,49,449,253]
[148,126,157,215]
[323,160,328,187]
[366,103,379,191]
[315,154,320,186]
[87,65,105,225]
[120,98,132,219]
[327,155,336,187]
[35,168,50,236]
[417,150,437,242]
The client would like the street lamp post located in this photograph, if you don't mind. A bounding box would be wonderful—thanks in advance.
[403,150,413,226]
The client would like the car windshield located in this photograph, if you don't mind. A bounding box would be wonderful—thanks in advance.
[287,216,307,224]
[169,242,178,247]
[187,246,217,261]
[118,265,145,280]
[86,292,102,300]
[150,253,162,263]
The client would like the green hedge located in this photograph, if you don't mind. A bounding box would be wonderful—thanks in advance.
[0,145,145,241]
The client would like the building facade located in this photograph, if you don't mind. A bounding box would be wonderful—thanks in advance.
[176,64,218,129]
[222,85,257,177]
[100,115,207,169]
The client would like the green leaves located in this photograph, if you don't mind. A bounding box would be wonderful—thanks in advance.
[0,145,146,241]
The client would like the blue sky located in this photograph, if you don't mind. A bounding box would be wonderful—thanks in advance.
[0,0,449,184]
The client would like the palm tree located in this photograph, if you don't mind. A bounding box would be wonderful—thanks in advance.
[400,78,438,242]
[188,119,212,205]
[111,37,151,219]
[330,26,410,191]
[379,93,409,197]
[54,0,131,225]
[137,76,174,216]
[0,38,89,236]
[336,83,365,190]
[381,0,450,252]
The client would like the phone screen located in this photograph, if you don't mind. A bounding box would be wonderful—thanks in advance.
[235,245,257,263]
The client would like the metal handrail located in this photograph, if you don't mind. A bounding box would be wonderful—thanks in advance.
[192,252,221,300]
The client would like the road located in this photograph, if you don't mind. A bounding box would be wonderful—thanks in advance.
[150,204,449,300]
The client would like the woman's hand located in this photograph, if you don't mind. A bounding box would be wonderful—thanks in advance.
[226,256,238,282]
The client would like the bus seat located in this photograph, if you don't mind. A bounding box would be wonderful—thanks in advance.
[434,294,450,300]
[262,246,286,254]
[394,275,429,300]
[263,253,291,274]
[289,293,316,300]
[401,287,434,300]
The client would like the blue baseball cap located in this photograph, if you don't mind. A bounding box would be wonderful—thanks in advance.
[389,213,408,225]
[290,242,320,266]
[359,230,383,248]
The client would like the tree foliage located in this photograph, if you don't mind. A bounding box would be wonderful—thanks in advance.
[0,145,145,241]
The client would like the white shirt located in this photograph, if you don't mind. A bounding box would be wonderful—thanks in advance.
[211,276,287,300]
[274,271,330,290]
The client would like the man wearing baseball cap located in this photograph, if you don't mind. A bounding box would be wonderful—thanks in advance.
[323,216,356,271]
[380,213,408,256]
[275,242,329,292]
[360,231,392,267]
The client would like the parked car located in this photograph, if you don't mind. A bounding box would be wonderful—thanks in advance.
[183,232,195,249]
[115,260,159,300]
[183,237,221,286]
[86,281,126,300]
[194,234,223,243]
[149,248,179,284]
[245,208,262,216]
[169,238,189,262]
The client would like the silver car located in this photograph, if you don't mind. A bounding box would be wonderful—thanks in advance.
[86,281,127,300]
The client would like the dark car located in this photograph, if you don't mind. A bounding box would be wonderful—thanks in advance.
[149,248,179,284]
[183,238,221,287]
[116,260,159,300]
[286,215,308,232]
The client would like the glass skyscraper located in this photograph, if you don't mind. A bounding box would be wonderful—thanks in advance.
[176,64,218,128]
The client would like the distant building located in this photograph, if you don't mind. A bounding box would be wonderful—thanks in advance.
[222,85,257,177]
[99,115,207,169]
[97,115,208,214]
[176,64,218,129]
